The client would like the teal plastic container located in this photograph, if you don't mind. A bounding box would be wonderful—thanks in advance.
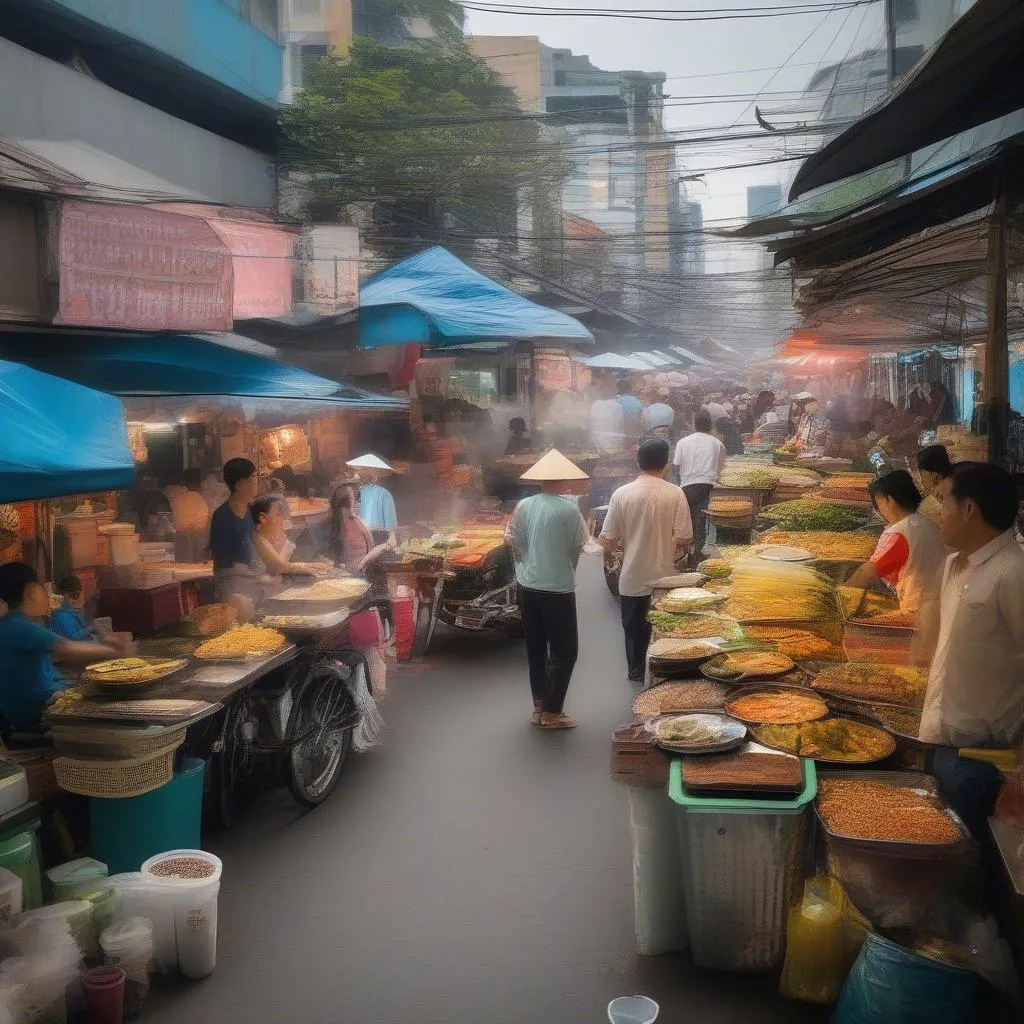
[0,828,43,910]
[668,758,817,970]
[89,757,205,874]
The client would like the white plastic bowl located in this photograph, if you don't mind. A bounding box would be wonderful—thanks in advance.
[608,995,659,1024]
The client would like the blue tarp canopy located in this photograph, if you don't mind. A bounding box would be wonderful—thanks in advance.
[359,247,594,349]
[0,332,406,409]
[0,359,134,502]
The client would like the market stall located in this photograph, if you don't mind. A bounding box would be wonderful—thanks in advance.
[611,508,1023,1014]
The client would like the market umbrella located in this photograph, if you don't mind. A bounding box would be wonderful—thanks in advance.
[583,353,652,371]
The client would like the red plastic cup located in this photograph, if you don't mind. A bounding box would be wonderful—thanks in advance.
[82,966,126,1024]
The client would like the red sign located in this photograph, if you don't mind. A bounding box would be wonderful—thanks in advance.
[55,202,233,331]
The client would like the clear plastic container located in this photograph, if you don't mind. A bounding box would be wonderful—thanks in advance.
[107,875,176,976]
[141,851,222,978]
[45,858,108,904]
[9,902,95,961]
[607,995,659,1024]
[100,918,152,1018]
[0,832,42,911]
[0,868,23,926]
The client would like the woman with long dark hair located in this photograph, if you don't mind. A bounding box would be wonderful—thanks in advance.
[328,484,377,571]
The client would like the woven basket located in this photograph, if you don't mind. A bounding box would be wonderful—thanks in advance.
[610,724,669,788]
[1,751,60,802]
[54,740,181,799]
[51,725,186,760]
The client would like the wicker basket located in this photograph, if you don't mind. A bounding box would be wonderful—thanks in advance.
[54,741,181,799]
[0,750,60,802]
[610,724,669,788]
[51,725,186,760]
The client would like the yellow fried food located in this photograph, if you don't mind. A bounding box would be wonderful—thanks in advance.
[194,624,286,660]
[753,719,894,761]
[762,531,876,561]
[84,658,184,683]
[811,662,927,706]
[289,578,369,601]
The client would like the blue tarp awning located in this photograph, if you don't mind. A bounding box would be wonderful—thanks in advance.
[0,359,134,502]
[0,332,407,410]
[359,247,594,349]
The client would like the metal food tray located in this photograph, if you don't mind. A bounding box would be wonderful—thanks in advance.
[820,694,926,747]
[723,685,829,724]
[750,712,896,766]
[260,608,351,637]
[815,770,971,858]
[700,654,795,684]
[645,713,746,755]
[83,659,190,694]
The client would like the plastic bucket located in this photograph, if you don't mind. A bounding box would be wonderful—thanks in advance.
[100,918,152,1017]
[108,874,177,976]
[141,851,222,979]
[0,829,43,909]
[608,995,659,1024]
[82,966,125,1024]
[109,532,139,566]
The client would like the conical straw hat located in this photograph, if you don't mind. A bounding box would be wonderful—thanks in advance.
[520,449,589,482]
[346,453,394,472]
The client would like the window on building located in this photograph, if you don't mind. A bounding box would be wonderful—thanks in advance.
[243,0,280,39]
[893,0,919,26]
[554,70,566,86]
[291,0,324,16]
[608,154,635,211]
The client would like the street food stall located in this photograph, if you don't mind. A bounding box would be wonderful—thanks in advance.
[611,486,1023,1012]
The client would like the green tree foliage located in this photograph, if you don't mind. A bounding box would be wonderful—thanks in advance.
[351,0,464,45]
[280,37,569,257]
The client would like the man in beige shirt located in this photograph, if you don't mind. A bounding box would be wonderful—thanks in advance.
[921,462,1024,838]
[599,439,692,682]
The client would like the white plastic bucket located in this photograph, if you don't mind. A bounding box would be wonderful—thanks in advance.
[109,532,139,566]
[100,918,152,1017]
[107,875,176,976]
[140,851,221,979]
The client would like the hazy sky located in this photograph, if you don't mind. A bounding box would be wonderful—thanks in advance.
[465,0,885,224]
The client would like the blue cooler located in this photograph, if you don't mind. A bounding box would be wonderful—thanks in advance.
[90,757,205,873]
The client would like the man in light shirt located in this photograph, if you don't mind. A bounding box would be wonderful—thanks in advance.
[616,378,644,441]
[589,380,625,454]
[921,462,1024,838]
[673,410,727,567]
[599,439,692,682]
[642,387,675,435]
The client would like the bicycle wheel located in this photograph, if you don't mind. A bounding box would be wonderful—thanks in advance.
[286,666,356,808]
[207,695,259,829]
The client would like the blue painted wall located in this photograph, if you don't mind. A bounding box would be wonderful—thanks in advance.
[42,0,281,105]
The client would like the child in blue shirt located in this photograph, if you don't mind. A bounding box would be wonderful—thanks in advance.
[49,575,96,642]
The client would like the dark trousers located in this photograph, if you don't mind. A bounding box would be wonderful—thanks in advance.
[519,587,578,714]
[620,594,652,682]
[929,746,1004,842]
[682,483,714,566]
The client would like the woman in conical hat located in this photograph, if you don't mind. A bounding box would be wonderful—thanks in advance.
[346,454,397,543]
[508,450,589,730]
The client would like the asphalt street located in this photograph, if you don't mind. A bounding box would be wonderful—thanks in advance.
[147,558,827,1023]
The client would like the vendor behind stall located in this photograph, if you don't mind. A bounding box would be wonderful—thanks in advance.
[348,454,398,545]
[50,575,97,641]
[505,417,530,455]
[250,496,326,592]
[0,562,126,731]
[790,392,829,452]
[845,470,945,633]
[915,444,953,527]
[210,457,261,608]
[921,462,1024,837]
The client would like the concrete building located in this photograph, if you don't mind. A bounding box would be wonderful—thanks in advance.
[470,35,684,310]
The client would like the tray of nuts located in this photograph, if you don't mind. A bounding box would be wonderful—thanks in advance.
[815,771,970,858]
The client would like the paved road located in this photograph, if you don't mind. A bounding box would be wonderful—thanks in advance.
[149,559,826,1023]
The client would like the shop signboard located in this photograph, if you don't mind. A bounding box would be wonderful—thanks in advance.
[296,224,360,316]
[534,348,574,392]
[53,201,233,331]
[206,216,296,320]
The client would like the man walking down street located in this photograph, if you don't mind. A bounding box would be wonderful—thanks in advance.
[507,451,589,730]
[673,410,727,567]
[600,439,693,683]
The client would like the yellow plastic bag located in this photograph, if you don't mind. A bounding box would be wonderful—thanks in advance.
[779,876,871,1004]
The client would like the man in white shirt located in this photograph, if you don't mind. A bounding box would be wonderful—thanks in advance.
[921,462,1024,838]
[673,409,727,567]
[599,439,693,682]
[589,381,626,454]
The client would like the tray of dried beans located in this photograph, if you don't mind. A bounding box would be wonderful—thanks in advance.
[633,680,735,717]
[682,742,803,795]
[724,686,829,725]
[815,773,969,857]
[751,715,896,764]
[700,651,795,683]
[647,638,721,676]
[809,662,927,708]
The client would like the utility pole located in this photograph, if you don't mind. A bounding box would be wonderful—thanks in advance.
[885,0,897,88]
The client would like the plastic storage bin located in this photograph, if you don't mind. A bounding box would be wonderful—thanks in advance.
[46,858,108,903]
[627,787,688,955]
[89,758,204,874]
[0,827,43,910]
[668,758,816,970]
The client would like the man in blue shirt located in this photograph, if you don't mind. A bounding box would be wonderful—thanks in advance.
[0,563,126,731]
[507,450,588,731]
[347,454,398,544]
[209,458,260,607]
[616,378,644,441]
[50,576,96,641]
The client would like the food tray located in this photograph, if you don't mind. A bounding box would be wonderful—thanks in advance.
[700,652,795,683]
[724,686,829,725]
[47,698,213,723]
[750,713,896,765]
[82,658,189,692]
[815,771,971,858]
[682,743,803,795]
[821,694,925,745]
[260,608,351,637]
[647,639,721,677]
[633,680,736,717]
[645,713,746,755]
[266,577,370,614]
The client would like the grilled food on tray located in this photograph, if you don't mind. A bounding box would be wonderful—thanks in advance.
[837,586,901,619]
[84,657,185,684]
[810,662,927,707]
[725,689,828,724]
[194,624,286,661]
[752,719,894,761]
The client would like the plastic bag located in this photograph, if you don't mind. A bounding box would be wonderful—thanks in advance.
[832,932,978,1024]
[350,663,385,754]
[779,876,870,1004]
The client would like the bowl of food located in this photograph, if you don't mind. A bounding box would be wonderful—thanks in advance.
[700,651,795,682]
[83,657,188,692]
[751,716,896,764]
[647,638,722,677]
[645,713,747,754]
[724,686,829,725]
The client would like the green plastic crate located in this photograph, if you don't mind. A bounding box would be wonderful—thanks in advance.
[669,758,817,813]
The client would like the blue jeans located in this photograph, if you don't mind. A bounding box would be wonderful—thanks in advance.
[929,746,1004,842]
